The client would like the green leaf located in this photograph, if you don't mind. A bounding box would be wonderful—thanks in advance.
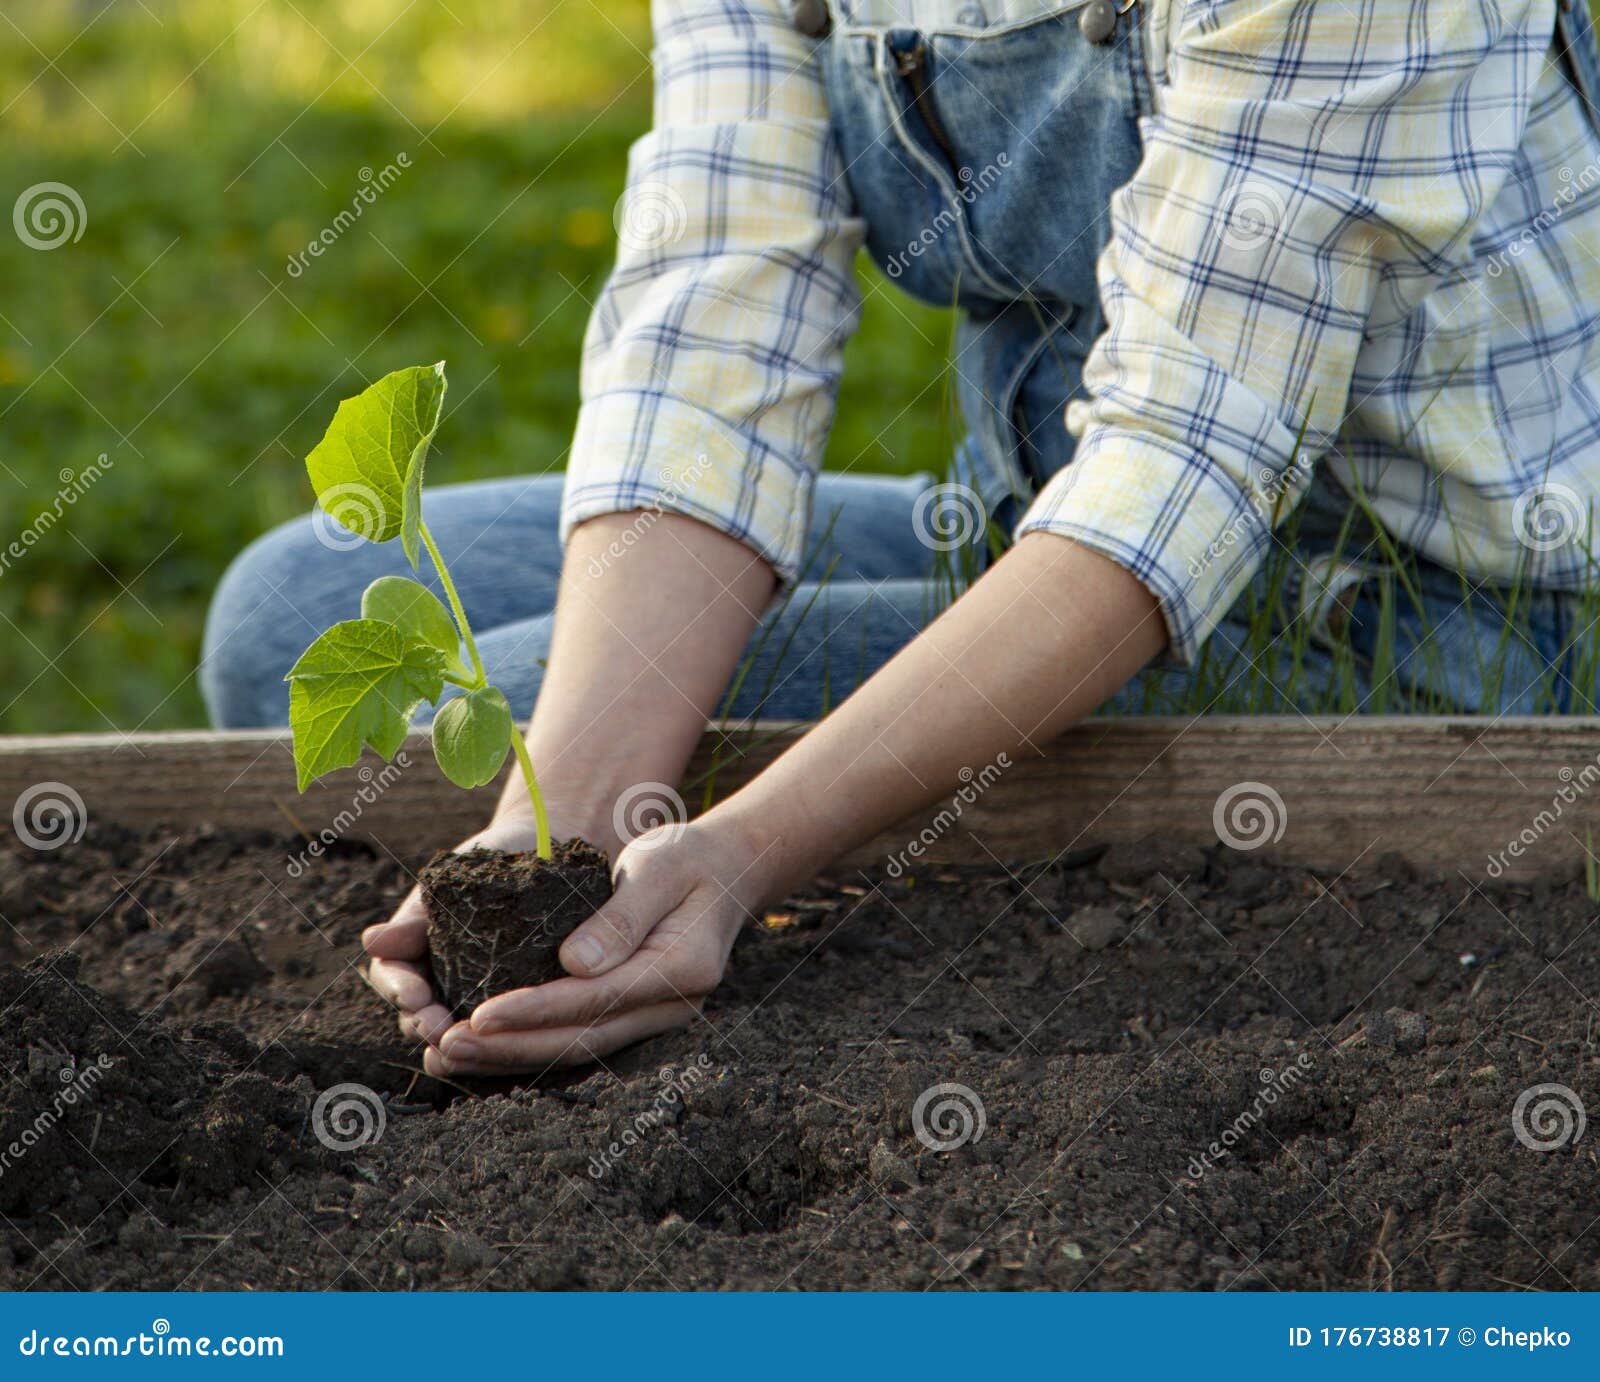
[285,619,448,790]
[432,685,514,789]
[304,362,447,566]
[360,575,467,676]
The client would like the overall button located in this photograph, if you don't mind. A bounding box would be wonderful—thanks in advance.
[791,0,831,38]
[1079,0,1118,44]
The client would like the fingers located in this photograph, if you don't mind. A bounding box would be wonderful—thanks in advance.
[366,956,433,1013]
[426,998,701,1075]
[362,885,428,960]
[470,946,696,1034]
[399,1002,455,1046]
[559,841,690,978]
[366,957,453,1048]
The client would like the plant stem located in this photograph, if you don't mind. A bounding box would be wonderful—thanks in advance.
[419,521,486,686]
[509,730,553,860]
[420,518,553,860]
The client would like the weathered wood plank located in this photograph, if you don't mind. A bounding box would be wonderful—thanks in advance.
[0,720,1593,880]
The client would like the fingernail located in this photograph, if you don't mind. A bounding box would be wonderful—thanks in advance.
[569,937,605,972]
[442,1037,478,1060]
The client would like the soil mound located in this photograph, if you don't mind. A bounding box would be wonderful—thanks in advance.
[2,826,1597,1290]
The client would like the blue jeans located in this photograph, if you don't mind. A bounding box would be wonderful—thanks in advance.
[1123,474,1600,716]
[201,459,1597,726]
[202,470,971,726]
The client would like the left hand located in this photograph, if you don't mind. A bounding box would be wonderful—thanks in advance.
[422,817,766,1077]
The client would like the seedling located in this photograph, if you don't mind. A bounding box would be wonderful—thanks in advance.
[285,362,552,859]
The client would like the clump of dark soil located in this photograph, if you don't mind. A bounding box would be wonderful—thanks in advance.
[2,823,1598,1291]
[0,950,313,1236]
[423,840,613,1017]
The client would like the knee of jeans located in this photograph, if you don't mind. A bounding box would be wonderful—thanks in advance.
[200,516,328,727]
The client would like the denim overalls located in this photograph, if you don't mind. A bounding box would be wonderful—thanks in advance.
[820,0,1600,528]
[819,0,1156,532]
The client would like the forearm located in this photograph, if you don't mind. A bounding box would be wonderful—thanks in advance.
[711,532,1165,897]
[495,510,776,852]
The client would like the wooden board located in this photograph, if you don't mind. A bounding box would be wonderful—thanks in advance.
[0,719,1595,881]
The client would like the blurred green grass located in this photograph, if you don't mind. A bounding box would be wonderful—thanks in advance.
[0,0,950,732]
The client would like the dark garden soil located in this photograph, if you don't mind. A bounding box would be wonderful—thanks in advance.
[1,823,1597,1291]
[424,841,613,1018]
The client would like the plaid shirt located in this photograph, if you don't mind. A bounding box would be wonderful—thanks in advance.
[562,0,1600,663]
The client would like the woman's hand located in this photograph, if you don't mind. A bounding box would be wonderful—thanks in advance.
[420,816,765,1077]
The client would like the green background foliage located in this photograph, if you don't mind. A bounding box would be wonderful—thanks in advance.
[0,0,949,733]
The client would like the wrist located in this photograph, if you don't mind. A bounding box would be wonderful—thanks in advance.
[489,785,621,859]
[696,789,820,910]
[497,718,702,861]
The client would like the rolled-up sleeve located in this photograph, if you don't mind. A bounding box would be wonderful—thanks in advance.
[561,0,865,583]
[1016,0,1545,662]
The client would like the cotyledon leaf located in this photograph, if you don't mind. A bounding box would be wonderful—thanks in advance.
[432,685,515,789]
[360,575,468,678]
